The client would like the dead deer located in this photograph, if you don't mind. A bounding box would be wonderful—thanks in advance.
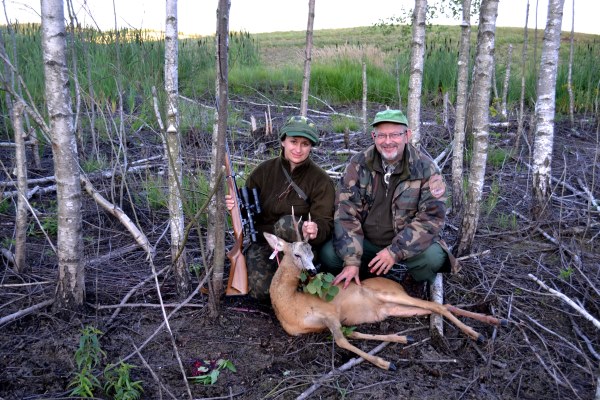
[264,218,507,371]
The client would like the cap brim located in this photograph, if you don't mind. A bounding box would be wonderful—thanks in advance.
[284,132,318,145]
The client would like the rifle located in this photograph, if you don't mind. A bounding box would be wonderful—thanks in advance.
[224,145,261,295]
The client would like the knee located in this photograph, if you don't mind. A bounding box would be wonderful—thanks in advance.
[318,240,344,273]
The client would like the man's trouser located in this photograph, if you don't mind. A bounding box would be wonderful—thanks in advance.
[318,238,448,284]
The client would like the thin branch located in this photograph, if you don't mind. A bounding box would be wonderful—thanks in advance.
[528,274,600,330]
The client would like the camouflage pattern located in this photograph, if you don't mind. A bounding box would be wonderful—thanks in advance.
[246,242,277,302]
[333,143,459,273]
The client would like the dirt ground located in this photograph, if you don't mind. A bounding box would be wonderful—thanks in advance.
[0,102,598,400]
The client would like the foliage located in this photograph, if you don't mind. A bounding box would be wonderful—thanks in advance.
[189,358,236,385]
[483,179,501,217]
[68,326,106,398]
[104,362,144,400]
[299,271,339,302]
[331,115,360,133]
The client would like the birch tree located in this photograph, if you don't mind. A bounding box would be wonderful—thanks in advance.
[515,0,530,153]
[531,0,565,219]
[207,0,230,315]
[457,0,499,256]
[300,0,315,117]
[41,0,85,311]
[451,0,472,213]
[164,0,189,298]
[407,0,427,146]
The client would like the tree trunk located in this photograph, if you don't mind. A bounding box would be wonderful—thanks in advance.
[515,0,530,154]
[362,61,367,135]
[42,0,85,312]
[566,0,575,129]
[457,0,499,256]
[500,44,513,119]
[300,0,315,117]
[208,0,231,316]
[12,101,28,272]
[531,0,565,219]
[165,0,189,298]
[407,0,427,146]
[451,0,472,214]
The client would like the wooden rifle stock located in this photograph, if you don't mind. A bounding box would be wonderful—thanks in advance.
[225,150,249,295]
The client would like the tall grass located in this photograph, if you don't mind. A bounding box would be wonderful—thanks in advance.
[1,22,598,142]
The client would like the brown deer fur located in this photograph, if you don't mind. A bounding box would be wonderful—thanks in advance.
[264,232,506,371]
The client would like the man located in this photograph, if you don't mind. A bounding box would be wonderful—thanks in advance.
[319,109,459,297]
[226,115,335,302]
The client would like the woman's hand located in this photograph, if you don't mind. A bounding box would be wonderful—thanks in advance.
[225,194,235,211]
[302,220,318,241]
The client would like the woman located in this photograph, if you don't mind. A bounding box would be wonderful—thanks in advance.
[226,115,335,302]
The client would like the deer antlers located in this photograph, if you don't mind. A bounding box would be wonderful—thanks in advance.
[291,206,311,243]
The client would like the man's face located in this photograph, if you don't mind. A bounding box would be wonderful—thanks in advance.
[371,122,411,163]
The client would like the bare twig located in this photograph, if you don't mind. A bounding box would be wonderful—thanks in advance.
[131,340,178,400]
[528,274,600,330]
[0,298,54,327]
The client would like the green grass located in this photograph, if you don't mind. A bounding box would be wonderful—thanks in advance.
[1,22,598,146]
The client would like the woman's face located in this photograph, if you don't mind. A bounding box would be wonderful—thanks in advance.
[281,135,312,168]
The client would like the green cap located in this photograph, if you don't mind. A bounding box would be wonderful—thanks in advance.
[279,115,319,146]
[371,109,408,127]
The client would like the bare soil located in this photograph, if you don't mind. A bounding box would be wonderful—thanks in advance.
[0,102,598,400]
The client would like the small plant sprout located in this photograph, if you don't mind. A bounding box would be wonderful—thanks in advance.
[103,362,144,400]
[189,358,236,385]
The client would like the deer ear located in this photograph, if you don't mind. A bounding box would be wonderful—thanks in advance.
[264,232,284,251]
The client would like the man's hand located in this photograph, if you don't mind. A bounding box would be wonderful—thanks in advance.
[302,220,318,241]
[332,265,361,289]
[368,248,396,276]
[225,194,235,211]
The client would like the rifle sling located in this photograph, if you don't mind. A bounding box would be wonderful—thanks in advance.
[281,164,310,206]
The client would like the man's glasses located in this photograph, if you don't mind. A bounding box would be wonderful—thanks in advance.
[373,131,407,140]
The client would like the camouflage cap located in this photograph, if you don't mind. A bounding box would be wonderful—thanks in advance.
[371,109,408,127]
[279,115,320,146]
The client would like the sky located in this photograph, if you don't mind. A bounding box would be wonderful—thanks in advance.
[3,0,598,36]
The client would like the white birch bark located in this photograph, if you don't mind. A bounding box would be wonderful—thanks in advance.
[515,0,530,153]
[407,0,427,146]
[208,0,230,312]
[566,0,575,128]
[501,44,513,119]
[41,0,85,311]
[300,0,315,117]
[451,0,472,214]
[532,0,565,218]
[12,101,28,272]
[457,0,499,256]
[165,0,189,297]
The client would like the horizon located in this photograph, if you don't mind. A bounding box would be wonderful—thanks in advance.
[3,0,598,36]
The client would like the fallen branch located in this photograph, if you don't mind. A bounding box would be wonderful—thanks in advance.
[528,274,600,330]
[512,210,582,267]
[0,298,54,327]
[80,175,153,256]
[295,337,429,400]
[576,177,600,213]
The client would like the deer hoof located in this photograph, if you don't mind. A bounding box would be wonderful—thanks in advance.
[388,362,397,371]
[500,319,509,327]
[476,334,486,344]
[406,335,416,344]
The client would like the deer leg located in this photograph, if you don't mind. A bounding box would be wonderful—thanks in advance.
[445,305,508,327]
[348,331,414,344]
[384,295,485,342]
[325,319,395,371]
